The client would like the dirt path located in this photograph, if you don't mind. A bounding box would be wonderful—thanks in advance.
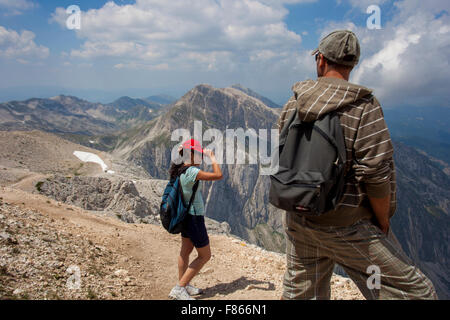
[0,186,286,299]
[0,186,363,300]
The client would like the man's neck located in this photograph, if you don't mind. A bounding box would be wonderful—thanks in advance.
[322,70,349,81]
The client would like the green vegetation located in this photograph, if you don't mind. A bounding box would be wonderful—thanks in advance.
[153,133,171,146]
[18,292,30,300]
[0,265,9,276]
[54,133,120,152]
[53,274,63,280]
[35,181,44,192]
[88,264,106,277]
[115,121,155,149]
[73,163,84,176]
[87,288,97,300]
[46,290,61,300]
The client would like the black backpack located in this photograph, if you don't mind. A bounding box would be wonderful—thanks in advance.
[269,109,347,215]
[160,166,199,234]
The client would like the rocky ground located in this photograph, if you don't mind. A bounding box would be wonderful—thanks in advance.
[0,186,364,300]
[0,129,364,300]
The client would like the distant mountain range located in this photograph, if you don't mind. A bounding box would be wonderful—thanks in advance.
[0,96,118,136]
[108,95,176,110]
[0,94,175,151]
[0,84,448,298]
[384,106,450,167]
[145,95,177,105]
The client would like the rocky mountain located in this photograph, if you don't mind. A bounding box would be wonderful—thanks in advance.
[0,130,231,235]
[0,130,150,183]
[0,96,118,136]
[112,84,450,299]
[109,96,159,111]
[231,84,281,109]
[106,96,170,128]
[0,94,174,152]
[1,84,448,299]
[38,176,154,224]
[389,141,450,299]
[0,94,174,133]
[1,127,323,300]
[112,84,286,252]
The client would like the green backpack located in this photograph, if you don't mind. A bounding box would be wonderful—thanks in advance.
[269,109,347,215]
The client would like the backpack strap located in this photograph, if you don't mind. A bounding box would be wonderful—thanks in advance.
[178,166,200,215]
[279,109,298,143]
[278,109,300,155]
[186,180,199,216]
[178,165,190,176]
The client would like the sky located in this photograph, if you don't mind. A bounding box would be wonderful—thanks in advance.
[0,0,449,106]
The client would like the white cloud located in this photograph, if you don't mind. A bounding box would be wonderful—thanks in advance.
[0,0,36,15]
[114,62,169,71]
[321,0,450,107]
[345,0,389,12]
[0,0,35,9]
[50,0,306,72]
[0,26,49,62]
[43,0,449,107]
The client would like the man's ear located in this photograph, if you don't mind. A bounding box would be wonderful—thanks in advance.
[318,53,326,70]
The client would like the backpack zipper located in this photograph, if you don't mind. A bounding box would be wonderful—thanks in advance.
[271,175,321,190]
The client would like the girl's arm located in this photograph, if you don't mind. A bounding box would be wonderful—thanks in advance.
[196,149,223,181]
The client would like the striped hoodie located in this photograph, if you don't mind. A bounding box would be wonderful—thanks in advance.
[277,77,397,227]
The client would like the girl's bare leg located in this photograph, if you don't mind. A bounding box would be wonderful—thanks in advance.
[179,244,211,287]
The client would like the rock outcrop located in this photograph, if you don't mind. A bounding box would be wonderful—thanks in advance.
[38,176,152,223]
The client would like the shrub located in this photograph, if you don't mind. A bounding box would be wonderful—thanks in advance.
[35,181,44,192]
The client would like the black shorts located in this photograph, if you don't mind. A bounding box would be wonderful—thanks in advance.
[181,214,210,248]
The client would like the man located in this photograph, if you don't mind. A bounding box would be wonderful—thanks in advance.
[277,30,437,300]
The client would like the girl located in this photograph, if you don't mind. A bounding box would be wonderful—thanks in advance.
[168,139,223,300]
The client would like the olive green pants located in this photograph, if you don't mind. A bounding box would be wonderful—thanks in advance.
[283,211,437,300]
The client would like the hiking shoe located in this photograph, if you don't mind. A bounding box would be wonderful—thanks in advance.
[168,285,195,300]
[186,284,203,296]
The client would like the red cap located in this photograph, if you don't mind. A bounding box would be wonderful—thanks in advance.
[182,139,203,153]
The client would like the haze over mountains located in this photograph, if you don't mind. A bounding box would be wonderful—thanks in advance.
[0,84,448,299]
[384,106,450,168]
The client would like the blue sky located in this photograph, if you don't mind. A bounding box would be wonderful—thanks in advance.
[0,0,449,107]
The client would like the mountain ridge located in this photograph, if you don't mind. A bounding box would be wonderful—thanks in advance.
[231,84,282,109]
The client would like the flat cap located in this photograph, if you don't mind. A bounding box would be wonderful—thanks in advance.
[312,30,360,67]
